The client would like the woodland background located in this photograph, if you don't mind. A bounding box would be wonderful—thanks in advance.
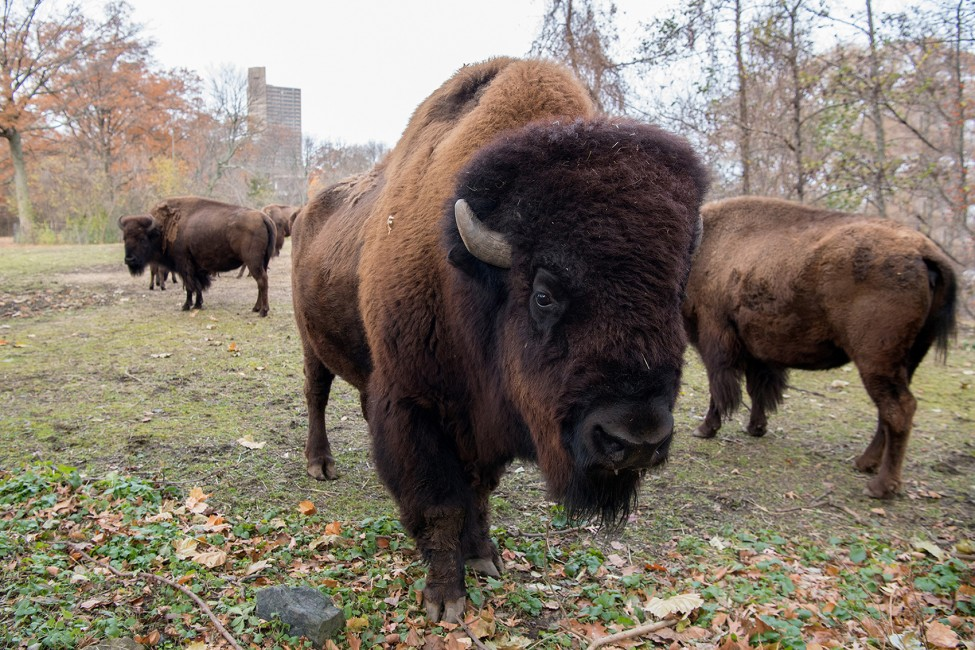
[0,0,972,300]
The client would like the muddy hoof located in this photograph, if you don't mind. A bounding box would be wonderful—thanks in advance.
[865,475,899,499]
[467,556,502,578]
[425,595,466,624]
[692,425,717,439]
[306,459,338,481]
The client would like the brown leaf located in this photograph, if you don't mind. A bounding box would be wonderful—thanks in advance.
[193,549,227,568]
[298,500,317,516]
[325,521,343,535]
[926,621,959,648]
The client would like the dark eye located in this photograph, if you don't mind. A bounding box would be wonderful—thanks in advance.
[534,291,553,308]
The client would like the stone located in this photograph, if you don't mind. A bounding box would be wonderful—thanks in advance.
[256,585,345,646]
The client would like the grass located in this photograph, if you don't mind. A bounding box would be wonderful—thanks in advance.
[1,241,973,648]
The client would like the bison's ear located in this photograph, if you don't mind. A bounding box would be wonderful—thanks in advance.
[447,240,481,276]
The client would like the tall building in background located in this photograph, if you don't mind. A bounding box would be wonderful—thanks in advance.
[247,67,303,201]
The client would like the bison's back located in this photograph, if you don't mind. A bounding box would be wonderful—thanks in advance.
[687,197,952,369]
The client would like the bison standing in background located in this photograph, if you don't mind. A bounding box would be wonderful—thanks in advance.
[292,57,708,621]
[120,197,276,316]
[148,262,176,290]
[682,196,957,498]
[262,204,299,255]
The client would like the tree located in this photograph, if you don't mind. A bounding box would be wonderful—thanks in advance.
[0,0,125,240]
[531,0,628,113]
[48,2,197,218]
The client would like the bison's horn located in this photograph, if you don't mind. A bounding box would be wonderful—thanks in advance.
[454,199,512,269]
[690,213,703,255]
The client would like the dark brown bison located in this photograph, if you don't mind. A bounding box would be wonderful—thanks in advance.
[148,262,176,290]
[292,57,708,621]
[682,196,957,498]
[120,197,276,316]
[236,204,300,278]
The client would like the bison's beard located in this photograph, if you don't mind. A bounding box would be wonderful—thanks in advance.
[126,261,147,276]
[561,467,645,531]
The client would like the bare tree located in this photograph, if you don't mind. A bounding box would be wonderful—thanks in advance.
[531,0,628,113]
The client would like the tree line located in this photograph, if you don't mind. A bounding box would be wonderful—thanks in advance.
[0,0,386,242]
[533,0,974,288]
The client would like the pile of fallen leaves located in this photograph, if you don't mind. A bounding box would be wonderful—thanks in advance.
[1,464,972,649]
[0,286,118,318]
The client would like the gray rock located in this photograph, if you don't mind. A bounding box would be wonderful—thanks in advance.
[256,585,345,645]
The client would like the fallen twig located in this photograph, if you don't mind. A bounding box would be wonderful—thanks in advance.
[67,544,243,650]
[826,500,863,524]
[585,618,678,650]
[454,615,491,650]
[510,525,589,539]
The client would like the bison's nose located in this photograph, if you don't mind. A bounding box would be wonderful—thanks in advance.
[580,400,674,472]
[124,255,135,265]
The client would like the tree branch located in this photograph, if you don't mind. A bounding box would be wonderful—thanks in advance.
[66,543,244,650]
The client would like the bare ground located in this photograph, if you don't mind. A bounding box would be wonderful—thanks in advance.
[1,241,972,557]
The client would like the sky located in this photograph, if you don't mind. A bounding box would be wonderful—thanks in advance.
[89,1,660,147]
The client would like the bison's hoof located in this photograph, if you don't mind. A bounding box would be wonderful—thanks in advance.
[865,476,900,499]
[692,425,717,439]
[425,595,466,624]
[467,556,502,578]
[747,425,767,437]
[306,459,338,481]
[853,455,880,474]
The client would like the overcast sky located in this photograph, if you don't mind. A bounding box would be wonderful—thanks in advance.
[112,1,550,146]
[98,1,661,147]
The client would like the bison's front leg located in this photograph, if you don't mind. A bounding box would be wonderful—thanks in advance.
[371,395,475,622]
[418,506,468,623]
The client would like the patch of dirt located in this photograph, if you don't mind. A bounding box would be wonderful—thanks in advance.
[0,285,123,318]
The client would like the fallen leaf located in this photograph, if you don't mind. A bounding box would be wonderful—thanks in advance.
[325,521,342,535]
[347,616,369,632]
[926,621,959,648]
[245,559,269,576]
[646,592,704,618]
[174,538,199,559]
[150,352,172,358]
[913,540,946,561]
[236,435,267,450]
[298,500,317,516]
[227,341,238,352]
[193,549,227,568]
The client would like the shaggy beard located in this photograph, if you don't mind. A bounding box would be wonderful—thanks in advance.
[560,467,645,531]
[126,261,147,276]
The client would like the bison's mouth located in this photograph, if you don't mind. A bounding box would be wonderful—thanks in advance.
[559,397,675,527]
[124,258,146,276]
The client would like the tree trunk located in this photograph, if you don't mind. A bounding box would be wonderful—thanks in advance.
[949,0,971,237]
[4,129,36,242]
[865,0,888,217]
[786,2,805,202]
[734,0,752,195]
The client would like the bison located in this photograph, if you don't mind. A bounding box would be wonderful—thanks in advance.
[236,204,300,278]
[148,261,176,290]
[120,196,276,316]
[292,57,708,621]
[682,196,957,498]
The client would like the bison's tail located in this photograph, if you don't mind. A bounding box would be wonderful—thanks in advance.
[909,254,958,375]
[261,214,276,269]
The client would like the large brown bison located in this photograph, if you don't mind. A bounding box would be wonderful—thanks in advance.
[292,57,708,621]
[120,197,276,316]
[682,196,957,499]
[235,204,300,278]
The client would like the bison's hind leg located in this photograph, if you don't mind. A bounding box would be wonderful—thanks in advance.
[303,352,338,481]
[249,266,270,317]
[743,360,788,437]
[856,366,916,498]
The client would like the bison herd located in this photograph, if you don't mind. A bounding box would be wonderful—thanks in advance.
[117,57,958,622]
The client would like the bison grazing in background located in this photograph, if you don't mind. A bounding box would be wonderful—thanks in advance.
[292,57,708,621]
[682,196,957,499]
[120,197,276,316]
[262,204,299,254]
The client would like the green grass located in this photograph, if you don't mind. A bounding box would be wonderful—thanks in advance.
[1,242,973,648]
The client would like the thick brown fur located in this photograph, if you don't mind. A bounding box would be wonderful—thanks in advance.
[682,196,957,498]
[120,197,276,316]
[291,57,708,621]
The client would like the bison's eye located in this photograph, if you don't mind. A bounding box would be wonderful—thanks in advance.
[530,268,568,332]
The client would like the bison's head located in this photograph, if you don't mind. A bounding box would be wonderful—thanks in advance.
[444,118,709,526]
[118,214,160,276]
